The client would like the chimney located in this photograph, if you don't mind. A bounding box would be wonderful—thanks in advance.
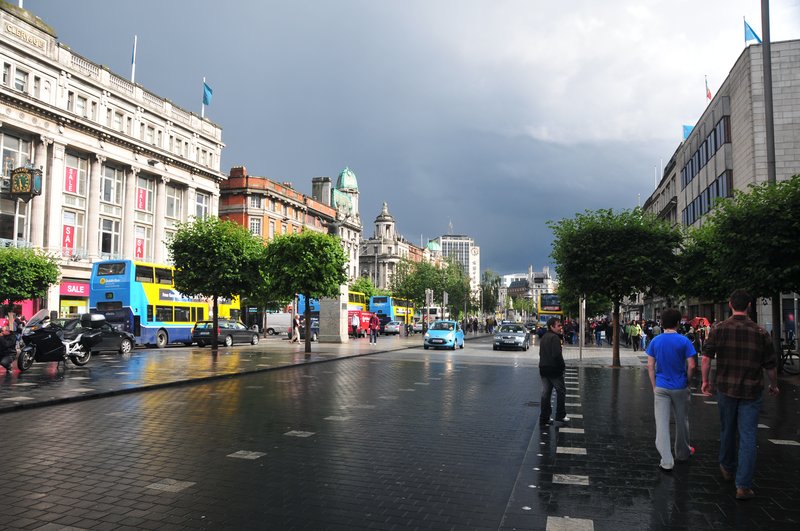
[230,166,247,178]
[312,176,332,206]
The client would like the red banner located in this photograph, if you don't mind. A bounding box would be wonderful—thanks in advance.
[62,225,74,249]
[59,281,89,296]
[137,188,147,210]
[135,238,144,258]
[64,167,77,193]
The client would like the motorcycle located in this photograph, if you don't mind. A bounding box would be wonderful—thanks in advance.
[17,309,104,372]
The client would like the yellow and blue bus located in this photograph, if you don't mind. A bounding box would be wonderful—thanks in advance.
[370,296,413,325]
[537,292,562,326]
[298,291,367,315]
[89,260,240,348]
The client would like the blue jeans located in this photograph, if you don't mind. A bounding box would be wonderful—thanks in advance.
[717,392,762,489]
[370,329,378,344]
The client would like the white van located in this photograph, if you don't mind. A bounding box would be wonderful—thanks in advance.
[264,312,292,336]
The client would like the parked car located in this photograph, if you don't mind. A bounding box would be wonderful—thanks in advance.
[383,320,402,335]
[298,318,319,341]
[423,320,465,350]
[493,323,531,351]
[60,317,136,355]
[412,321,424,334]
[192,320,260,347]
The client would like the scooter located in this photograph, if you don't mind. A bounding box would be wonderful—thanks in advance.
[16,309,104,372]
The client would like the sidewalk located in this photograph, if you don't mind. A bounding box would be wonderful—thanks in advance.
[0,333,483,413]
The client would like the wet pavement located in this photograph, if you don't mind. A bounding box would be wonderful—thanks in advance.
[0,334,797,530]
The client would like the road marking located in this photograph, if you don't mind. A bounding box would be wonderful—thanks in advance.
[146,478,196,492]
[227,451,266,460]
[324,416,351,421]
[284,430,315,438]
[547,516,594,530]
[566,403,582,407]
[769,439,800,446]
[553,474,589,485]
[2,396,34,401]
[557,447,587,455]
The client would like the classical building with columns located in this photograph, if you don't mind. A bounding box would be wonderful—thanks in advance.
[359,202,426,290]
[0,4,224,317]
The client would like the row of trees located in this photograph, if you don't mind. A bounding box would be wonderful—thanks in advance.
[389,258,473,318]
[550,174,800,367]
[168,218,347,352]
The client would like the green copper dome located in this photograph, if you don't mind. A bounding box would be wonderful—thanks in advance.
[336,166,359,190]
[427,240,441,252]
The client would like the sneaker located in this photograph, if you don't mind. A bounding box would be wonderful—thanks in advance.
[539,419,552,427]
[677,446,695,463]
[555,416,570,423]
[735,487,755,500]
[658,464,673,473]
[720,465,734,481]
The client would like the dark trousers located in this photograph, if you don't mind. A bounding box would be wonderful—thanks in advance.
[540,374,566,422]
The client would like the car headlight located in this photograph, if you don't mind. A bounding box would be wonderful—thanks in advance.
[424,333,430,339]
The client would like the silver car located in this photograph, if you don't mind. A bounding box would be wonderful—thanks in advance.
[493,323,531,351]
[383,320,402,335]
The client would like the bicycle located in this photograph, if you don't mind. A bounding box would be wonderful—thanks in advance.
[780,339,799,375]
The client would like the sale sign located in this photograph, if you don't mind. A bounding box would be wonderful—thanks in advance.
[65,167,77,193]
[137,188,147,210]
[135,238,144,258]
[62,225,74,249]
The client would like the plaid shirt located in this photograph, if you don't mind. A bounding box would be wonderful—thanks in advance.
[702,315,776,399]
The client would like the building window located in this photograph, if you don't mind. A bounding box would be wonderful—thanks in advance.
[13,69,28,92]
[134,225,152,259]
[61,210,84,256]
[99,218,121,256]
[268,220,275,239]
[101,166,123,205]
[166,185,182,219]
[1,133,31,177]
[64,153,88,197]
[249,217,262,236]
[249,195,261,209]
[136,176,155,212]
[145,126,155,145]
[2,63,9,85]
[195,191,210,219]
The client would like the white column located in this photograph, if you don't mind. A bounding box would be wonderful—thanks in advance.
[122,167,138,258]
[154,176,168,263]
[31,136,54,248]
[86,155,104,259]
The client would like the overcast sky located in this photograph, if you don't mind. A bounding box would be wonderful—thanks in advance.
[26,0,800,276]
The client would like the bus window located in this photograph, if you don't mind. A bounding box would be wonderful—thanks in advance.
[97,262,126,275]
[147,305,154,322]
[372,296,388,304]
[97,301,123,311]
[174,306,191,322]
[155,268,173,285]
[135,265,154,283]
[156,306,173,322]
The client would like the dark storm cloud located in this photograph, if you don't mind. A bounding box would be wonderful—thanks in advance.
[25,0,798,275]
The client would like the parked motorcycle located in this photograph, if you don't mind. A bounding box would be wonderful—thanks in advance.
[17,309,104,372]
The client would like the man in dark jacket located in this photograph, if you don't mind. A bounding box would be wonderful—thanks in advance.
[538,317,568,426]
[1,324,17,373]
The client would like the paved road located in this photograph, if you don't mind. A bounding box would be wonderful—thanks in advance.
[0,335,798,530]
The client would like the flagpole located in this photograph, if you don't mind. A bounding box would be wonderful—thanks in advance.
[131,35,137,83]
[201,77,205,119]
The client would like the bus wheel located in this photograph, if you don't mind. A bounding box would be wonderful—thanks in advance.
[156,330,168,348]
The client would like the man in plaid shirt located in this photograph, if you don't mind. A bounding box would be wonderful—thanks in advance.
[701,289,779,500]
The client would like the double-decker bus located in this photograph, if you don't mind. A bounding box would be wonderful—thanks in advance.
[370,296,413,324]
[537,292,562,326]
[89,260,240,348]
[298,291,367,315]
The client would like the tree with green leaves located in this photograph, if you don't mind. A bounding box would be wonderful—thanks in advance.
[167,216,265,348]
[480,270,501,316]
[350,276,377,302]
[0,247,60,312]
[262,230,348,353]
[680,175,800,352]
[549,208,683,366]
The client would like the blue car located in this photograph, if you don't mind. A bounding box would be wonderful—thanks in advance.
[423,320,465,350]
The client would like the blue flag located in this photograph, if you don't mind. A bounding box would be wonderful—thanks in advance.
[682,125,693,140]
[745,20,762,44]
[203,82,213,106]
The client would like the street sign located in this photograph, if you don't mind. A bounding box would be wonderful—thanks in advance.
[443,291,448,306]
